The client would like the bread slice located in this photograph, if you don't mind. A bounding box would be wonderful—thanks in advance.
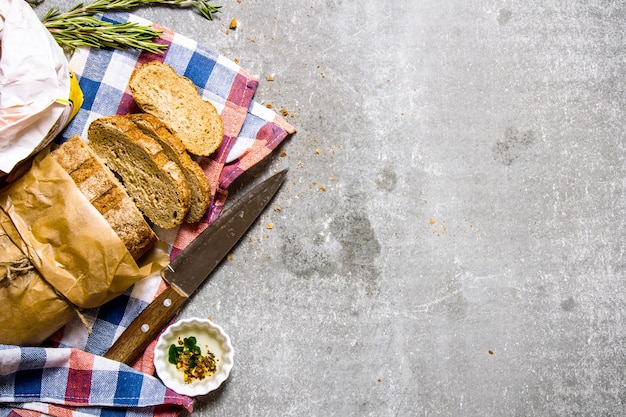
[87,116,191,229]
[128,113,211,223]
[128,61,224,157]
[50,135,157,259]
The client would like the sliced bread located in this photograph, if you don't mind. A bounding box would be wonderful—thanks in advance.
[128,61,224,157]
[50,135,157,260]
[87,116,191,229]
[128,113,211,223]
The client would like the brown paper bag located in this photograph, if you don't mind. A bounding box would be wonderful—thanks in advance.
[0,149,168,345]
[0,209,77,345]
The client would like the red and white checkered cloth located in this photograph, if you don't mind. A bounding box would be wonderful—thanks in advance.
[0,11,295,417]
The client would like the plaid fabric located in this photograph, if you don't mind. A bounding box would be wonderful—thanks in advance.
[0,345,193,416]
[0,11,295,417]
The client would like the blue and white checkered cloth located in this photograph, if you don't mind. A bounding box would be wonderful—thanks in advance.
[0,11,295,417]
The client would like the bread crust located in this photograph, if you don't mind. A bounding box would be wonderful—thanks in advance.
[128,61,224,157]
[50,135,157,259]
[87,116,191,229]
[128,113,211,223]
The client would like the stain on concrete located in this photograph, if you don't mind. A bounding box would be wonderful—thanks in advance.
[282,233,336,278]
[560,296,577,312]
[282,192,381,296]
[376,165,398,191]
[444,292,470,320]
[492,126,536,166]
[325,0,343,9]
[331,211,381,267]
[498,8,513,25]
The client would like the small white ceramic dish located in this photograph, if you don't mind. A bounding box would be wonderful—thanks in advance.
[154,318,234,396]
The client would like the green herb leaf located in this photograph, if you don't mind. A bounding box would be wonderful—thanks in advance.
[183,336,197,349]
[168,343,181,364]
[39,0,221,53]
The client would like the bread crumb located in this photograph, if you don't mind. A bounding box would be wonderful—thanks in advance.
[280,151,287,157]
[227,253,234,261]
[265,103,273,109]
[315,148,321,155]
[229,18,238,29]
[234,57,240,64]
[429,217,436,225]
[266,222,273,229]
[274,205,282,211]
[319,185,326,191]
[280,108,289,117]
[266,75,275,81]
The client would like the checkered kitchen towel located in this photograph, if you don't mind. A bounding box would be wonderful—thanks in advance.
[0,11,295,417]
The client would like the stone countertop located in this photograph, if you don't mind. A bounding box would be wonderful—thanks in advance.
[35,1,626,416]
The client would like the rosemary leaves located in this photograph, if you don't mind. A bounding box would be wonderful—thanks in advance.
[40,0,222,53]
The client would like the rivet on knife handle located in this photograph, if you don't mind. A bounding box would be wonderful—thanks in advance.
[103,285,188,364]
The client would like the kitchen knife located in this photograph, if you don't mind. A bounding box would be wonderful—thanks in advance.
[103,169,288,365]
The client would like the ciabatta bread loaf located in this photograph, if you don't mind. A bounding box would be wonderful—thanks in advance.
[128,113,211,223]
[51,135,157,260]
[87,115,191,229]
[128,61,224,157]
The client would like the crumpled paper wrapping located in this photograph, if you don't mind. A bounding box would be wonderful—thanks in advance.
[0,149,168,345]
[0,209,76,346]
[0,0,83,179]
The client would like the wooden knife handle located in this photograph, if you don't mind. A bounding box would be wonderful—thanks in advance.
[103,285,188,365]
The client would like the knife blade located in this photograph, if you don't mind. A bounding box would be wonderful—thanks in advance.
[103,168,288,364]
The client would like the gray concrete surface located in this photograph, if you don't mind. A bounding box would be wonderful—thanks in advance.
[37,0,625,416]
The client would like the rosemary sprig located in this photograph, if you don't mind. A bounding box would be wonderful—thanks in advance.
[40,0,222,53]
[45,18,168,53]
